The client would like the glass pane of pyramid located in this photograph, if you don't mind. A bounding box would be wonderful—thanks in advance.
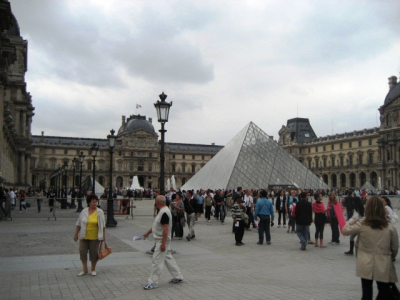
[182,122,330,190]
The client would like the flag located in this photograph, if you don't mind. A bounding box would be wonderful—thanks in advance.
[136,104,142,109]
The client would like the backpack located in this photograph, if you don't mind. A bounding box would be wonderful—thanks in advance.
[290,203,296,217]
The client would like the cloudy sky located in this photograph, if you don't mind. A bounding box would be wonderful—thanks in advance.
[10,0,400,145]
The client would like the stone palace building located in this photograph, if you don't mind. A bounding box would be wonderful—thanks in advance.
[278,74,400,190]
[0,1,35,189]
[31,115,222,190]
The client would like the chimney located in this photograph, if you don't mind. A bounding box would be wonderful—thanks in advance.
[389,76,398,90]
[149,118,152,123]
[211,143,215,145]
[122,115,125,125]
[41,131,44,136]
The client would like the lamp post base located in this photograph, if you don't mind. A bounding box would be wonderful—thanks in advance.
[106,198,117,227]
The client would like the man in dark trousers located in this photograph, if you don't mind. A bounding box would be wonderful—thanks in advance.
[295,191,313,250]
[275,190,287,228]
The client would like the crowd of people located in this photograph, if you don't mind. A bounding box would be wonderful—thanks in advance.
[1,183,399,298]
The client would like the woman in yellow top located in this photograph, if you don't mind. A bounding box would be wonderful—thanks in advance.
[73,194,106,276]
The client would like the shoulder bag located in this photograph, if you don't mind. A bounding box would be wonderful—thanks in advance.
[98,241,112,260]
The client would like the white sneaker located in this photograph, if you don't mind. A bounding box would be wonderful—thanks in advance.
[283,225,286,228]
[278,225,281,228]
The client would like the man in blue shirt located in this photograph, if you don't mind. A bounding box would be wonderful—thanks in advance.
[254,190,275,245]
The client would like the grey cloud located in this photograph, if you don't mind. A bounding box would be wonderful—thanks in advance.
[11,0,215,87]
[270,1,400,65]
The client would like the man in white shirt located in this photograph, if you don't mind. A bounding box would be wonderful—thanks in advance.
[143,195,183,290]
[244,189,255,230]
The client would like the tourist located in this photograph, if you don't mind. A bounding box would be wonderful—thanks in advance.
[9,189,15,209]
[36,189,44,213]
[214,189,226,224]
[327,192,343,245]
[0,187,5,217]
[48,189,56,212]
[285,190,298,220]
[312,192,327,248]
[73,194,106,276]
[342,190,355,220]
[204,190,213,222]
[231,187,243,232]
[295,192,312,250]
[343,196,398,299]
[170,193,184,239]
[254,189,275,245]
[143,195,184,290]
[184,190,197,241]
[344,197,365,255]
[231,195,246,246]
[275,190,287,228]
[382,196,394,222]
[244,189,255,230]
[19,190,26,212]
[287,198,297,233]
[196,190,204,221]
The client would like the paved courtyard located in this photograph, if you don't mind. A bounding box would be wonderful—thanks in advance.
[0,199,398,300]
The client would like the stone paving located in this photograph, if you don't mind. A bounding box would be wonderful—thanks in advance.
[0,199,399,300]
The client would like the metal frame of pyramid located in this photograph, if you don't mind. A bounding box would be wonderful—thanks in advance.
[181,122,330,190]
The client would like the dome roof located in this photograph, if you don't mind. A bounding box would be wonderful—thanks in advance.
[118,115,156,135]
[6,13,20,36]
[384,79,400,105]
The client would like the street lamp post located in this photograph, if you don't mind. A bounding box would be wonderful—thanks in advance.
[154,92,172,195]
[58,165,62,199]
[62,162,68,208]
[76,152,85,213]
[90,143,99,195]
[106,129,117,227]
[71,157,77,208]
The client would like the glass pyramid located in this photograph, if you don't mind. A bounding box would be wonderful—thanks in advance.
[182,122,329,190]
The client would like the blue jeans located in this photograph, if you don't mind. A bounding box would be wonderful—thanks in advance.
[258,215,271,243]
[296,224,309,245]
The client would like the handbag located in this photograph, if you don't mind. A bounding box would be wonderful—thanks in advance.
[98,241,112,260]
[177,209,185,218]
[240,209,249,225]
[325,212,331,224]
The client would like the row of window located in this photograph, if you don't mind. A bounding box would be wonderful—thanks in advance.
[305,152,374,168]
[171,154,208,160]
[302,138,374,154]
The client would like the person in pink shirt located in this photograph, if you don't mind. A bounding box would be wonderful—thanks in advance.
[312,193,327,248]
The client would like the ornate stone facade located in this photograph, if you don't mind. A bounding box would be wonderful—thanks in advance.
[278,74,400,190]
[0,1,35,188]
[31,115,222,191]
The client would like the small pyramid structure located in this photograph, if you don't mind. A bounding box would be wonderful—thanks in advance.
[361,181,378,193]
[182,122,329,191]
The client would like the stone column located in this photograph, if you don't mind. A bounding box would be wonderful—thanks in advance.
[28,117,32,139]
[15,109,20,136]
[25,154,31,185]
[21,110,26,137]
[19,151,25,184]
